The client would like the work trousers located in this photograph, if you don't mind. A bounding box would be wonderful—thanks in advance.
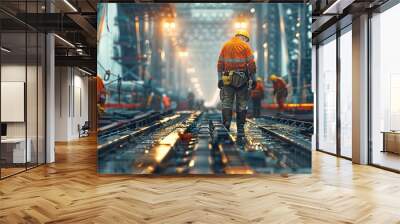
[252,98,262,117]
[275,89,287,112]
[220,85,249,112]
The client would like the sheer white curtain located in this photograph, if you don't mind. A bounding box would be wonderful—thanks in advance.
[340,30,352,158]
[318,38,337,154]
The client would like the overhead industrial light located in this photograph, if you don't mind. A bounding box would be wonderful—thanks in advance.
[234,21,248,29]
[1,47,11,53]
[178,51,188,58]
[63,0,78,12]
[160,51,165,61]
[54,34,75,48]
[187,68,195,74]
[76,48,84,55]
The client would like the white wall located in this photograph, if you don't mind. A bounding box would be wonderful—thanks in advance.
[1,64,46,164]
[1,65,42,137]
[1,65,26,138]
[71,73,89,138]
[54,67,89,141]
[55,67,69,141]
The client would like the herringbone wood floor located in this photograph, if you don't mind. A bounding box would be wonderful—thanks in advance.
[1,136,400,224]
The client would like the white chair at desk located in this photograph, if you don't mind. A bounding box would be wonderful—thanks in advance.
[1,138,32,163]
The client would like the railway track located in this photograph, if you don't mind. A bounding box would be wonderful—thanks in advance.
[98,111,200,174]
[245,119,311,173]
[98,111,313,174]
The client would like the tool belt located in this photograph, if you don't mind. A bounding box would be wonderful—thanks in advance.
[275,88,288,98]
[222,71,248,88]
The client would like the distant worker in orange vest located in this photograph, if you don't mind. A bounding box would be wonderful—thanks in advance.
[250,77,265,118]
[97,75,106,114]
[147,92,162,111]
[217,29,257,137]
[269,74,288,114]
[162,94,171,110]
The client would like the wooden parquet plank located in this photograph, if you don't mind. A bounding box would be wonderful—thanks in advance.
[0,136,399,223]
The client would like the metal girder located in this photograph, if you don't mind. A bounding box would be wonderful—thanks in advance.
[55,55,96,71]
[13,13,82,32]
[311,14,335,33]
[114,3,174,19]
[66,13,96,45]
[10,12,97,47]
[0,18,27,31]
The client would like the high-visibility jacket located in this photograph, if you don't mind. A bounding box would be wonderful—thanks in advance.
[272,78,288,99]
[250,81,265,99]
[162,95,171,109]
[272,78,287,91]
[217,36,256,75]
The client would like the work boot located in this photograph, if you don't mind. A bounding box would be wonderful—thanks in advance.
[222,108,232,131]
[236,110,247,137]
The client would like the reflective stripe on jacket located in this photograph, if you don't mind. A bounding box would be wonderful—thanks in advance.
[217,37,256,74]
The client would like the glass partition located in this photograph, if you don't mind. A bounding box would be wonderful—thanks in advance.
[1,31,28,177]
[0,1,46,179]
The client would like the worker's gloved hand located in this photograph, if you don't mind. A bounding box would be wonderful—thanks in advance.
[218,80,224,89]
[251,80,256,90]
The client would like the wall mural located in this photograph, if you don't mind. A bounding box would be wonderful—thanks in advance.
[97,3,313,175]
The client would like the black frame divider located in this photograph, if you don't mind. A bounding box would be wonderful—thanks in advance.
[336,23,341,157]
[25,0,28,172]
[315,44,319,151]
[367,10,373,165]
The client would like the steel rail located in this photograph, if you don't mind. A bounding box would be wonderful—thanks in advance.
[97,114,182,151]
[247,119,311,151]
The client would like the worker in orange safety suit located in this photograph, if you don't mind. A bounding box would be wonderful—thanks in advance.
[270,74,288,114]
[250,77,265,118]
[217,29,257,137]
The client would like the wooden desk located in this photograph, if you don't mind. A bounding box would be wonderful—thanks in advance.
[1,138,31,163]
[382,131,400,154]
